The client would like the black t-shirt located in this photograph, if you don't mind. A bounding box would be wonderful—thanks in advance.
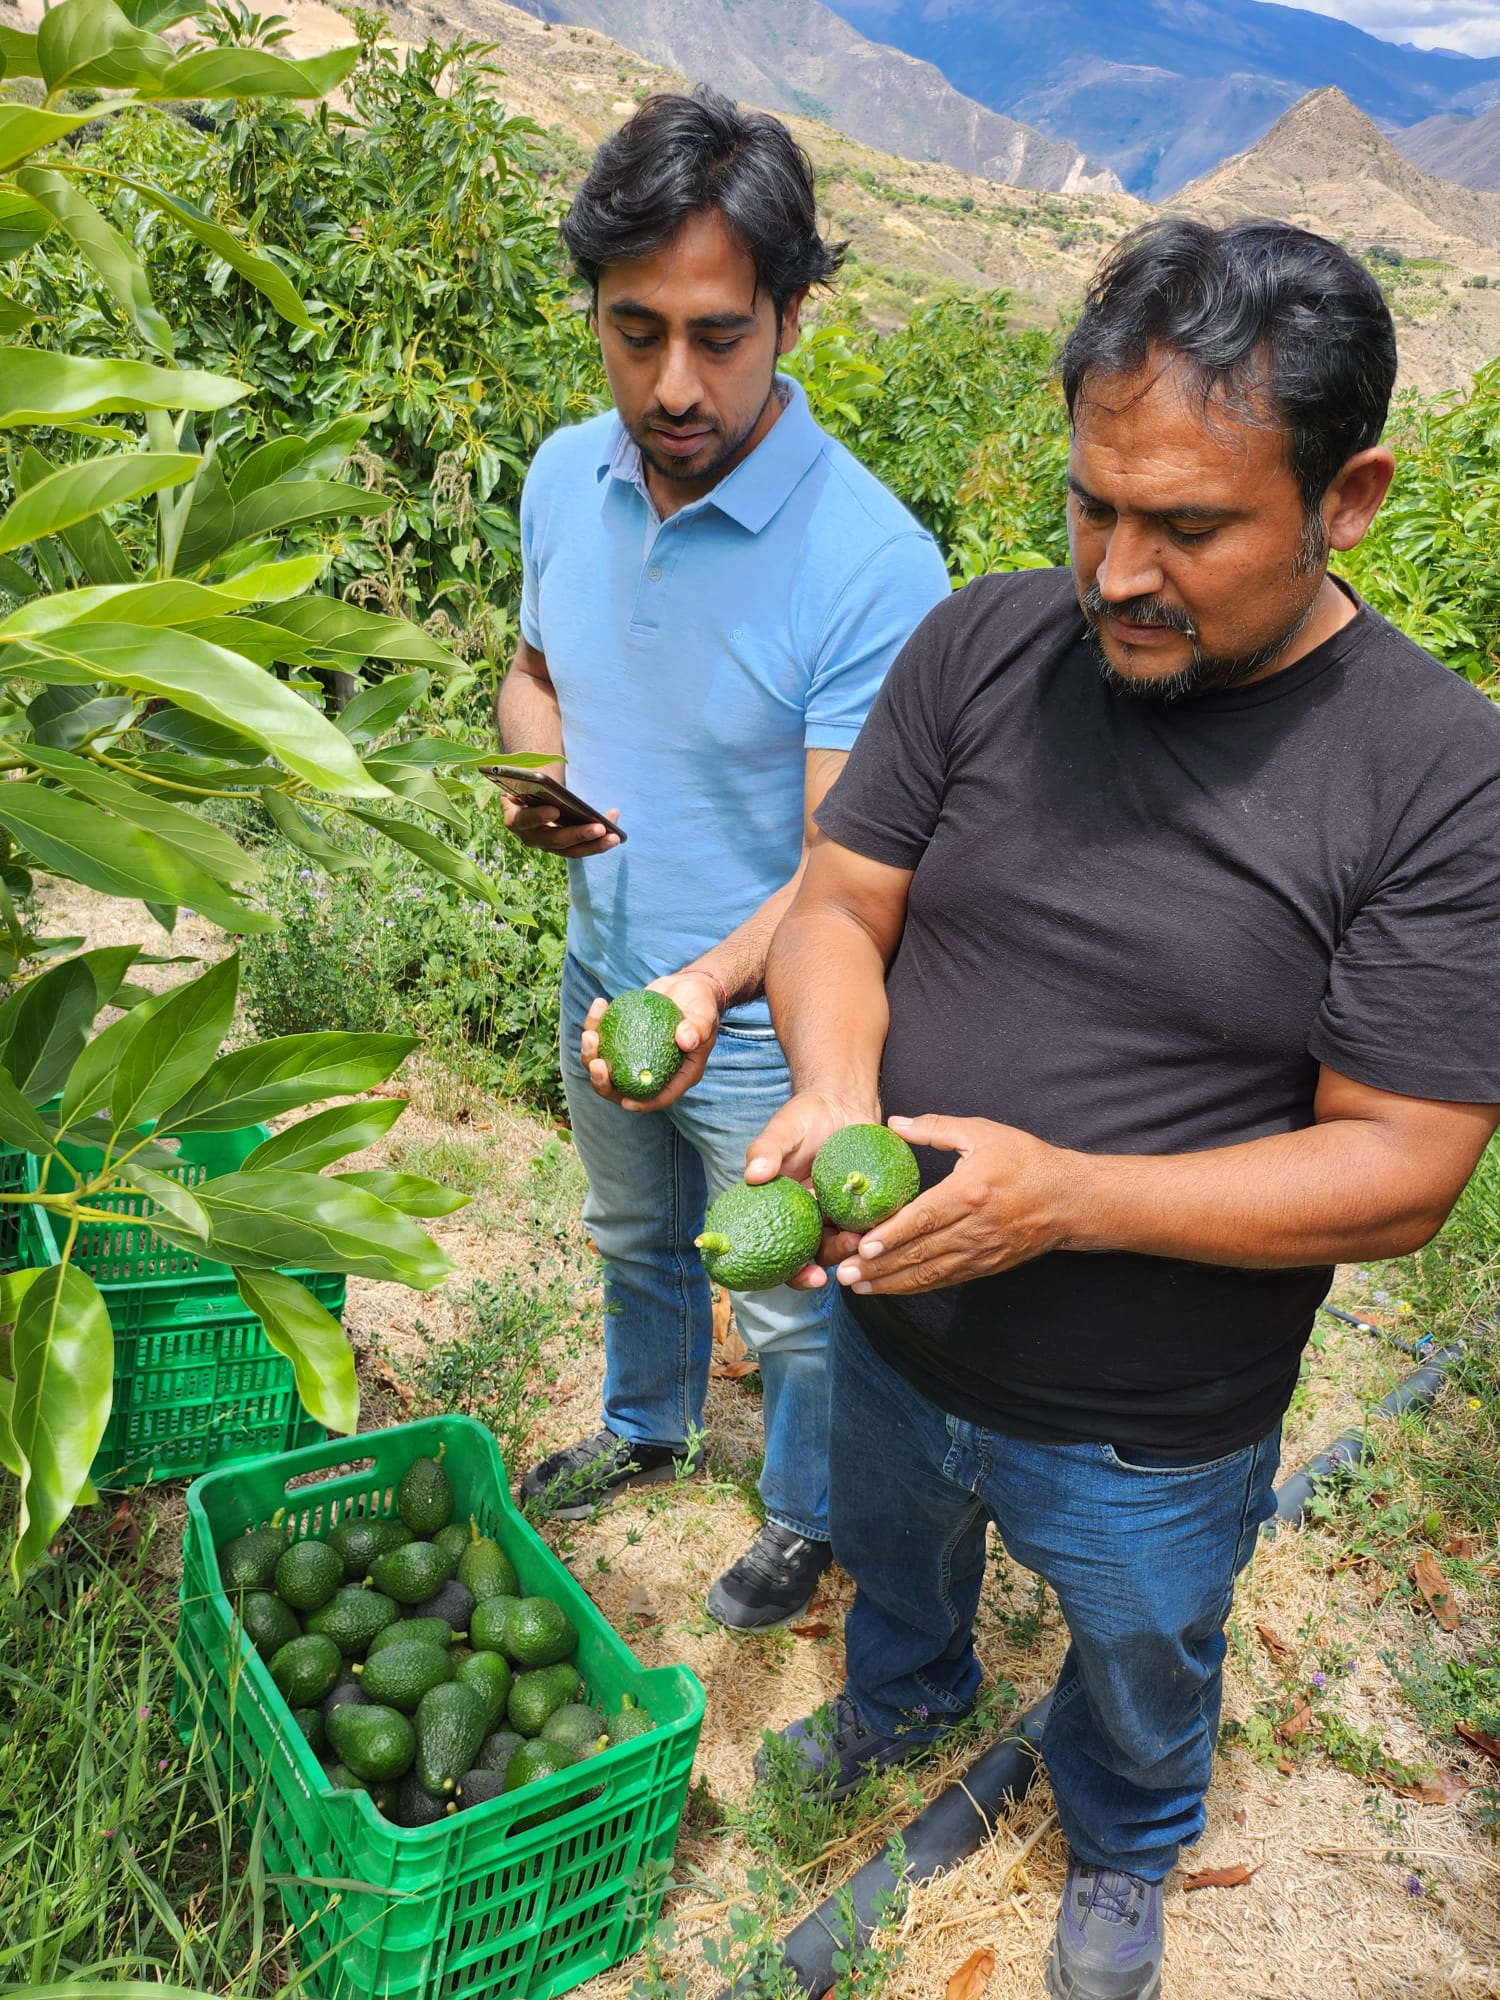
[815,569,1500,1454]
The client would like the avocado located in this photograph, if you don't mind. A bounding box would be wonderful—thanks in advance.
[414,1681,487,1794]
[368,1615,457,1656]
[432,1522,471,1562]
[595,989,686,1099]
[328,1700,417,1784]
[507,1665,580,1739]
[455,1649,512,1731]
[504,1737,574,1793]
[811,1124,921,1230]
[274,1540,344,1614]
[292,1707,327,1758]
[327,1516,412,1578]
[412,1579,475,1631]
[540,1702,606,1754]
[468,1594,521,1656]
[456,1767,509,1808]
[395,1769,455,1826]
[695,1177,823,1291]
[397,1447,454,1536]
[236,1590,300,1661]
[218,1516,287,1595]
[268,1634,343,1708]
[608,1694,655,1743]
[478,1726,525,1772]
[324,1759,366,1791]
[368,1541,456,1605]
[355,1640,455,1713]
[457,1527,518,1604]
[505,1596,577,1669]
[306,1586,402,1658]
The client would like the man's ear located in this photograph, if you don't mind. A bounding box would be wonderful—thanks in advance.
[778,287,810,356]
[1325,445,1396,552]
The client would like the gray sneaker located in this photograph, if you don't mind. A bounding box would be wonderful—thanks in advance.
[1045,1855,1164,2000]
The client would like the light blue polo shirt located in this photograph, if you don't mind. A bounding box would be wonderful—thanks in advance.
[518,375,950,1022]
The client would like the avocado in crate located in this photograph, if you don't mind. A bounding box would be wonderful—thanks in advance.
[25,1123,343,1487]
[178,1415,703,2000]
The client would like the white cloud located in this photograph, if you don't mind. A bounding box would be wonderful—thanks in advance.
[1285,0,1500,58]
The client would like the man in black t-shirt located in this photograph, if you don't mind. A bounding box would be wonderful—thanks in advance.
[744,219,1500,2000]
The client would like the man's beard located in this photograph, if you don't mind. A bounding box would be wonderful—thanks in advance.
[629,383,774,485]
[1079,517,1328,704]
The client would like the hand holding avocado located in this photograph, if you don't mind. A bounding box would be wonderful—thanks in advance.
[581,971,727,1111]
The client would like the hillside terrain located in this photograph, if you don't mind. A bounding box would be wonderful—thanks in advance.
[1397,101,1500,193]
[824,0,1500,196]
[502,0,1122,193]
[1171,89,1500,391]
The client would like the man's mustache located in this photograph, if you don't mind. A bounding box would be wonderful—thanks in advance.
[1080,582,1198,641]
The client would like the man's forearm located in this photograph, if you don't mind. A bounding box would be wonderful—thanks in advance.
[494,663,564,771]
[765,900,890,1110]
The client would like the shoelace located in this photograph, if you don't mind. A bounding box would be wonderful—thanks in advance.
[1082,1869,1145,1926]
[826,1691,867,1752]
[734,1523,815,1590]
[549,1428,620,1473]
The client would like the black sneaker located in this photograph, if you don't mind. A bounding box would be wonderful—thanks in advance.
[518,1427,699,1520]
[1045,1855,1165,2000]
[752,1688,936,1800]
[704,1521,832,1630]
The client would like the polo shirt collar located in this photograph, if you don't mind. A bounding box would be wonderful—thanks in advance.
[594,375,823,535]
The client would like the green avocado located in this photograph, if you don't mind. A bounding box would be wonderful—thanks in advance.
[505,1737,573,1796]
[236,1590,299,1661]
[468,1594,521,1656]
[812,1123,921,1231]
[415,1681,487,1794]
[397,1447,454,1535]
[457,1525,519,1603]
[218,1518,288,1595]
[268,1634,343,1708]
[595,989,685,1099]
[369,1615,457,1656]
[328,1700,417,1784]
[607,1693,655,1743]
[505,1596,577,1669]
[540,1702,606,1754]
[368,1541,457,1605]
[456,1766,509,1807]
[306,1586,402,1659]
[695,1177,823,1291]
[327,1516,412,1578]
[455,1649,513,1731]
[355,1639,456,1713]
[274,1540,344,1614]
[507,1663,582,1739]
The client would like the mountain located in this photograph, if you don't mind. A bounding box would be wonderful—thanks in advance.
[822,0,1500,196]
[1171,89,1500,389]
[499,0,1123,193]
[1395,103,1500,193]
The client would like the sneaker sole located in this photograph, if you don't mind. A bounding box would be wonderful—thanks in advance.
[1044,1946,1162,2000]
[524,1457,700,1521]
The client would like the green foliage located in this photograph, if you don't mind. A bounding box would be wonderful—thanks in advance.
[240,811,569,1109]
[1342,359,1500,687]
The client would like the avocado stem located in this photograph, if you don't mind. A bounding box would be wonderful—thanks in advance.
[842,1172,870,1196]
[695,1232,730,1255]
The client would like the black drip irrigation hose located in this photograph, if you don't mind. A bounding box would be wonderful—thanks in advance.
[715,1695,1052,2000]
[1270,1342,1466,1526]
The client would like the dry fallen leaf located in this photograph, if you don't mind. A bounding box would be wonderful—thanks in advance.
[1183,1864,1258,1892]
[789,1620,835,1640]
[1276,1702,1315,1741]
[624,1585,660,1625]
[944,1947,996,2000]
[1412,1550,1462,1631]
[1392,1769,1470,1805]
[1231,1808,1247,1827]
[1456,1720,1500,1767]
[1443,1533,1477,1561]
[710,1359,760,1380]
[375,1362,414,1413]
[1256,1623,1293,1664]
[104,1499,139,1546]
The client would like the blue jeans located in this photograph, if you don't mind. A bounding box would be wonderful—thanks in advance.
[560,953,833,1541]
[831,1306,1279,1881]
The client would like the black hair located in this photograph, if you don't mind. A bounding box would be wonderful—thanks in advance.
[560,85,844,314]
[1060,218,1397,513]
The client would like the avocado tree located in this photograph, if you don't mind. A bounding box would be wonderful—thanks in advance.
[0,0,551,1581]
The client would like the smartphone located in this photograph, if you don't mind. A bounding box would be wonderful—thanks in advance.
[490,766,627,842]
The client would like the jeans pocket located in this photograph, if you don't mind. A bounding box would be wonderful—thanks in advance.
[1098,1441,1252,1478]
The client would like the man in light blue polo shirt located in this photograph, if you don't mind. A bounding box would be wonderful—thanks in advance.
[496,85,949,1628]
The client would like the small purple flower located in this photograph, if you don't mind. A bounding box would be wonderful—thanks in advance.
[1406,1875,1424,1897]
[158,1758,169,1771]
[139,1705,150,1718]
[914,1704,929,1721]
[1372,1290,1391,1304]
[1311,1672,1326,1688]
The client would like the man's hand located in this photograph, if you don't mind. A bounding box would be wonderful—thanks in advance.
[744,1088,883,1287]
[581,969,725,1111]
[832,1113,1071,1295]
[500,791,623,858]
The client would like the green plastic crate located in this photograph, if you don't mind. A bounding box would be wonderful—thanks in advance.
[177,1416,705,2000]
[0,1141,26,1270]
[25,1125,338,1487]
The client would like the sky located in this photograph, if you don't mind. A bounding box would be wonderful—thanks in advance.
[1286,0,1500,58]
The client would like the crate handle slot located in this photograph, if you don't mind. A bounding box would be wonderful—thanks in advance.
[284,1454,377,1491]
